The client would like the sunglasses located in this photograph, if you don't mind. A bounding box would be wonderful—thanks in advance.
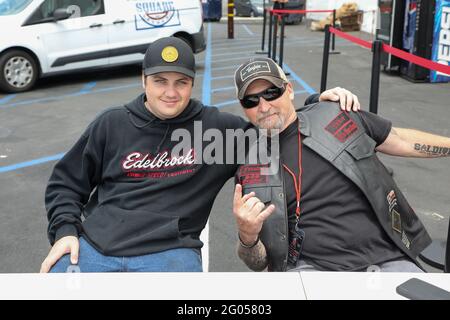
[240,85,286,109]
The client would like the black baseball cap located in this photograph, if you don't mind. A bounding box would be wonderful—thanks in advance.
[234,57,289,99]
[143,37,195,78]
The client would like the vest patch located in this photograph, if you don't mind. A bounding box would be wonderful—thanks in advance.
[402,231,411,249]
[387,190,402,233]
[391,209,402,233]
[325,112,358,142]
[238,165,268,185]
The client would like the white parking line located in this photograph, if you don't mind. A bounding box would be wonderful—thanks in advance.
[242,24,255,36]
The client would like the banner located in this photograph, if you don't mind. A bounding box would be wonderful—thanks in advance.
[431,0,450,82]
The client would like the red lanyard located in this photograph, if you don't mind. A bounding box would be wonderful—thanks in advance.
[282,129,302,220]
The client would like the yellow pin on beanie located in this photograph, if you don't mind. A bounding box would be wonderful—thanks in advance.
[161,46,179,63]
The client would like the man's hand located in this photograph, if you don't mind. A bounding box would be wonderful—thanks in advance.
[40,236,79,273]
[319,87,361,112]
[233,184,275,246]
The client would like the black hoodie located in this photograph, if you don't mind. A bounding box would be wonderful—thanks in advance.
[45,93,250,256]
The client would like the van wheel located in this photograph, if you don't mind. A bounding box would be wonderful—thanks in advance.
[0,50,38,93]
[175,35,194,52]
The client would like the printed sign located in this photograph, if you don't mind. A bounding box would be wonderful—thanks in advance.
[431,0,450,82]
[133,1,181,30]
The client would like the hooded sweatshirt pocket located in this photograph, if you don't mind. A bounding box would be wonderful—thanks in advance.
[82,204,180,254]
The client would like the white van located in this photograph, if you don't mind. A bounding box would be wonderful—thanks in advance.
[0,0,205,92]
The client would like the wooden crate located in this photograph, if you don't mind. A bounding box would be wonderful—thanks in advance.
[339,10,363,29]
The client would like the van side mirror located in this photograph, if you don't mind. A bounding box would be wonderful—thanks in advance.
[53,8,72,21]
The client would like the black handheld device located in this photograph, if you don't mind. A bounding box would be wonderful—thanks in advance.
[396,278,450,300]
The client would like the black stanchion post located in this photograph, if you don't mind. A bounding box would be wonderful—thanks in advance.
[332,9,336,51]
[279,14,285,68]
[369,40,393,176]
[268,10,273,58]
[330,9,340,55]
[256,0,268,54]
[320,25,331,93]
[369,40,382,114]
[279,13,289,74]
[272,14,279,62]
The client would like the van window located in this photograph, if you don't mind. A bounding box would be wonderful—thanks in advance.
[0,0,33,16]
[25,0,104,25]
[41,0,104,18]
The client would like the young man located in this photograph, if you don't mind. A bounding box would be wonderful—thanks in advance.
[233,57,450,272]
[41,38,359,273]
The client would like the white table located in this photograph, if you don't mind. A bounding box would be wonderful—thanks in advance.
[0,273,304,300]
[1,272,449,300]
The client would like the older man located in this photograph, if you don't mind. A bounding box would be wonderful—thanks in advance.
[233,57,450,272]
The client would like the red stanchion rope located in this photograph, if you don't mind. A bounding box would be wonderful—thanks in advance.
[329,26,372,49]
[329,27,450,76]
[266,10,450,76]
[382,44,450,76]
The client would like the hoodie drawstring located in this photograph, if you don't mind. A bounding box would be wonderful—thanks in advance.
[127,110,171,155]
[127,110,157,129]
[155,124,170,154]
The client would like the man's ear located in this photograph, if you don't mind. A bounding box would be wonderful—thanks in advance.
[142,74,146,90]
[287,83,294,100]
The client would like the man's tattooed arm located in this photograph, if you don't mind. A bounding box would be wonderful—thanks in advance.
[236,239,268,272]
[413,143,450,157]
[377,127,450,158]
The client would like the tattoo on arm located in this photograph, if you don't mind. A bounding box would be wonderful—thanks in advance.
[414,143,450,157]
[237,240,268,271]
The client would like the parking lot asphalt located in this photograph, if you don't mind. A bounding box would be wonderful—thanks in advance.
[0,20,449,273]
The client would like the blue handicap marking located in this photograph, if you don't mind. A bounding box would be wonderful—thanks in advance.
[0,94,17,105]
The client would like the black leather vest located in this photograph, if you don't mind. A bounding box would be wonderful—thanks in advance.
[237,102,431,271]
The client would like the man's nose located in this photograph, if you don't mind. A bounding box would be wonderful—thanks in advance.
[258,98,271,112]
[165,85,178,97]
